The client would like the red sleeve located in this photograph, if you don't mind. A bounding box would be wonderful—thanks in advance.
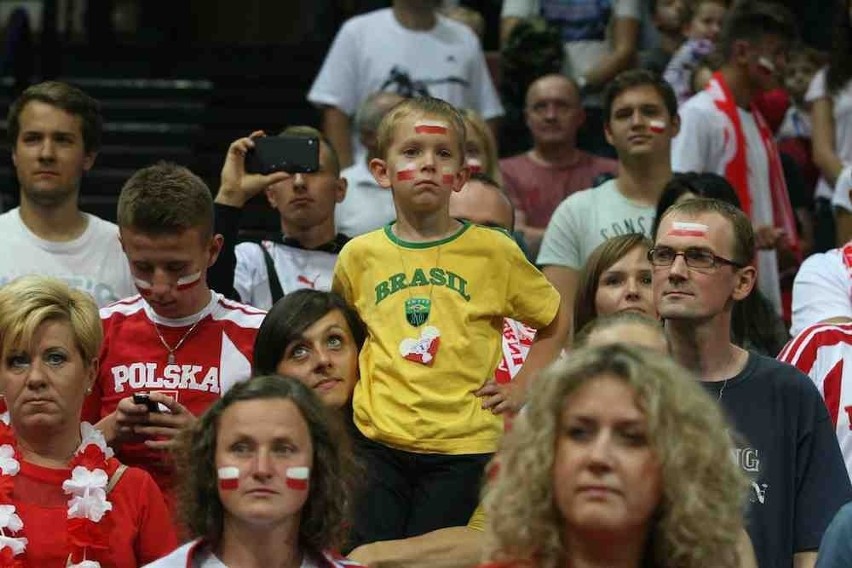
[131,469,180,563]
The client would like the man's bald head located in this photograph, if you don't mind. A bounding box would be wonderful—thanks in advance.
[524,74,584,149]
[449,173,514,232]
[525,74,581,107]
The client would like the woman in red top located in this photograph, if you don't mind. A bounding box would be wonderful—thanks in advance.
[481,344,750,568]
[0,275,177,567]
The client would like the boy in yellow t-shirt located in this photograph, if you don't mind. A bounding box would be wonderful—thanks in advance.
[332,97,568,548]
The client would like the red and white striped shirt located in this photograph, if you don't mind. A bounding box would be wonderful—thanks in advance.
[778,322,852,480]
[83,292,266,492]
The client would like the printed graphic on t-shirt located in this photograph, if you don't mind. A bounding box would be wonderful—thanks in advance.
[374,268,472,304]
[540,0,614,43]
[598,214,652,240]
[380,65,470,99]
[733,446,769,504]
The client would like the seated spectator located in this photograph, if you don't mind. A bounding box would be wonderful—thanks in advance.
[308,0,503,168]
[573,233,656,336]
[653,197,852,566]
[462,108,502,182]
[211,127,349,309]
[663,0,727,105]
[652,172,789,355]
[816,502,852,567]
[0,275,176,566]
[538,70,678,343]
[500,74,617,256]
[0,81,135,306]
[147,376,364,567]
[336,92,404,239]
[638,0,685,75]
[790,240,852,336]
[481,344,750,567]
[809,0,852,247]
[577,310,668,354]
[85,163,266,512]
[501,0,642,158]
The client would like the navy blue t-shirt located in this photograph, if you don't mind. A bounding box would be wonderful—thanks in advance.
[701,352,852,568]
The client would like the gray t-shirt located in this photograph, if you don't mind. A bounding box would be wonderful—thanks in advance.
[537,178,656,269]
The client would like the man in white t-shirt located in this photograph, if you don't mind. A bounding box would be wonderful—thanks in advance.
[790,242,852,336]
[671,1,798,316]
[211,126,349,310]
[336,92,403,239]
[0,81,134,306]
[538,69,679,340]
[307,0,503,168]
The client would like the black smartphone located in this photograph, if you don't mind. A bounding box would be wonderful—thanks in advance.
[245,135,320,175]
[133,393,160,413]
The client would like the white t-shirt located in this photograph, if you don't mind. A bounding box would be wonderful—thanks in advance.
[234,240,338,310]
[337,160,397,239]
[537,178,656,270]
[672,89,782,315]
[501,0,641,106]
[805,68,852,200]
[0,207,134,307]
[790,247,851,336]
[308,8,503,161]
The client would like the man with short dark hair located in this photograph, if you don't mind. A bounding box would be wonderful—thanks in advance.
[653,197,851,568]
[500,74,617,255]
[85,162,266,508]
[211,127,349,309]
[538,69,679,340]
[0,81,134,306]
[672,1,800,317]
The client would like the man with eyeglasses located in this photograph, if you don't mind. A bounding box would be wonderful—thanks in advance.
[499,74,617,256]
[652,197,851,568]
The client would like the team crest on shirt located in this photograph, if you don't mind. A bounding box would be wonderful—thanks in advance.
[404,298,431,327]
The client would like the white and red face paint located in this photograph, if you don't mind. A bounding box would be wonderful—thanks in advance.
[648,119,666,134]
[133,270,202,296]
[285,466,310,490]
[667,222,709,237]
[466,158,483,174]
[414,120,449,136]
[396,162,416,182]
[757,56,776,76]
[218,466,240,491]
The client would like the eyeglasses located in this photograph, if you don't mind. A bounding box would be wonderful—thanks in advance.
[647,247,745,269]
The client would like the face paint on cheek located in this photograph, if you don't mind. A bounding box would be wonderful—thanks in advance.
[466,158,483,174]
[175,270,203,291]
[397,163,416,182]
[133,278,153,297]
[667,222,709,237]
[218,466,240,491]
[757,56,775,75]
[441,169,456,185]
[414,120,449,135]
[286,466,310,490]
[648,119,666,134]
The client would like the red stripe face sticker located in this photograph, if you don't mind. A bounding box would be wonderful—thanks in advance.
[414,121,449,135]
[649,119,666,134]
[218,466,240,491]
[176,271,203,291]
[286,466,310,490]
[397,164,416,181]
[467,158,482,174]
[667,222,709,238]
[757,57,775,75]
[134,278,153,297]
[441,173,455,185]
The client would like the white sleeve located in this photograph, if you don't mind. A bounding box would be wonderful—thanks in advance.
[536,195,584,269]
[805,67,829,104]
[501,0,537,18]
[466,35,505,119]
[832,166,852,212]
[791,251,852,335]
[671,103,725,174]
[614,0,642,20]
[306,19,361,115]
[234,243,273,310]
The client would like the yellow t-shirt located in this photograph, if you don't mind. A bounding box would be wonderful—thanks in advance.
[467,504,485,532]
[332,221,560,454]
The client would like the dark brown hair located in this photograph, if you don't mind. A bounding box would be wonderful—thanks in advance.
[716,1,796,61]
[659,197,755,266]
[603,69,678,124]
[7,81,102,153]
[176,374,357,552]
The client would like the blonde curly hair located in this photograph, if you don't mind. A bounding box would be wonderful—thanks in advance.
[483,344,748,567]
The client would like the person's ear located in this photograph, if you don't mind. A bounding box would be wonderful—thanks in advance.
[670,113,681,138]
[207,234,224,268]
[603,121,614,146]
[731,265,757,301]
[453,165,470,194]
[335,176,348,204]
[733,39,751,66]
[84,357,99,395]
[265,186,279,209]
[369,158,392,189]
[82,151,98,172]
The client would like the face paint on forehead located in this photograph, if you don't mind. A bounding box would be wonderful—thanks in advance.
[218,466,240,491]
[175,270,203,291]
[396,162,416,181]
[414,120,449,135]
[649,119,666,134]
[667,221,709,237]
[286,466,310,490]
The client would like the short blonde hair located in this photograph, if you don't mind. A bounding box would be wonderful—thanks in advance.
[461,108,501,182]
[375,97,467,162]
[0,276,102,364]
[484,344,748,568]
